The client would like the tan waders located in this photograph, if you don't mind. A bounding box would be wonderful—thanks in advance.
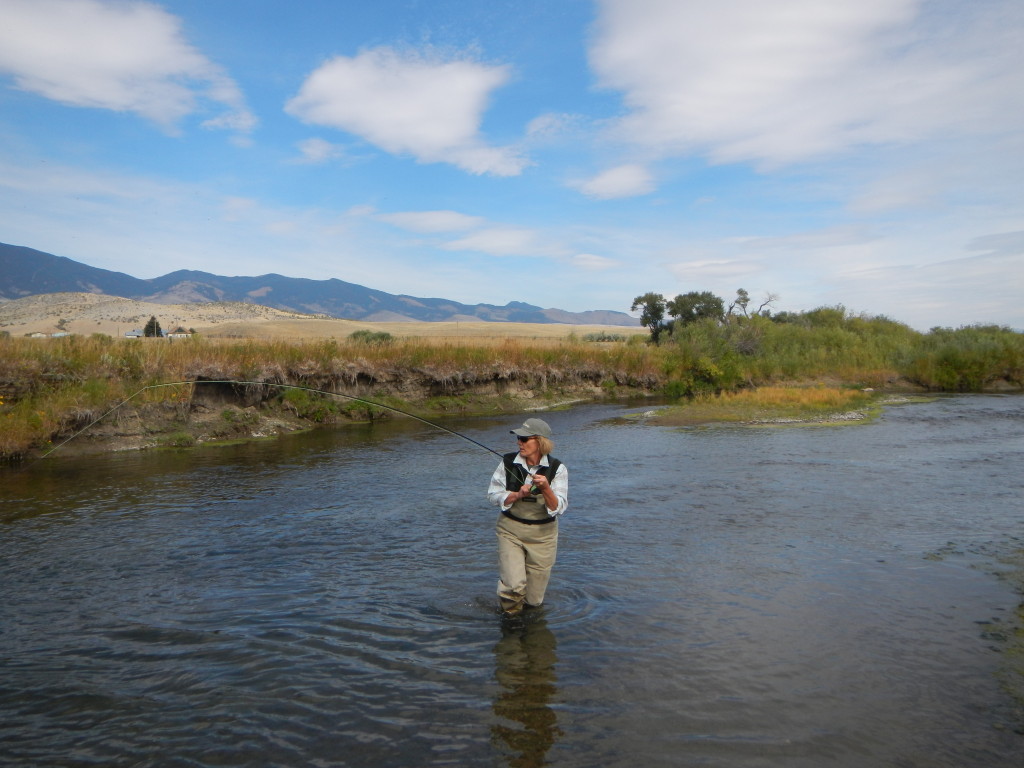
[496,512,558,616]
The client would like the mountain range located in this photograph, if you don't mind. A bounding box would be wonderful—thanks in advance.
[0,242,638,326]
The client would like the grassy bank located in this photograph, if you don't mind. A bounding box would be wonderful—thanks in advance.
[0,333,663,459]
[647,385,891,427]
[1,311,1021,460]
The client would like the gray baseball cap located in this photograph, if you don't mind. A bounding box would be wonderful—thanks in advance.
[510,417,552,438]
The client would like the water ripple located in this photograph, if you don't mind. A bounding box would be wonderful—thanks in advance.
[2,396,1023,766]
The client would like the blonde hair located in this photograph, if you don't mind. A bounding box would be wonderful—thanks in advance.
[535,435,554,457]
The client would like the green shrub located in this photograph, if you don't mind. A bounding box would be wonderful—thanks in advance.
[161,431,196,448]
[280,388,340,422]
[349,330,394,345]
[583,332,628,342]
[903,325,1024,390]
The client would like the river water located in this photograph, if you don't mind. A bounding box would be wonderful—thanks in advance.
[1,394,1023,767]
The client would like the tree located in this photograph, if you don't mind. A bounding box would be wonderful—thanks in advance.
[727,289,778,320]
[630,292,668,342]
[143,316,163,337]
[753,292,779,317]
[667,291,725,326]
[727,289,751,318]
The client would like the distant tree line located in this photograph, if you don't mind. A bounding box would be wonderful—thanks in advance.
[631,288,778,343]
[629,288,1023,396]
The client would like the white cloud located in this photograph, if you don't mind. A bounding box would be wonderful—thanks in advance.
[573,163,654,199]
[733,226,878,254]
[589,0,1024,166]
[666,259,759,284]
[965,230,1024,259]
[285,46,526,176]
[293,138,347,164]
[443,227,550,257]
[526,112,578,138]
[377,210,485,233]
[221,196,258,222]
[0,0,255,134]
[572,253,618,270]
[819,249,1024,329]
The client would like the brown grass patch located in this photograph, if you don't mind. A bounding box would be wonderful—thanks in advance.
[650,386,878,427]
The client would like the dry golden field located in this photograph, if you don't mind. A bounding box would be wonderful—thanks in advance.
[0,292,646,343]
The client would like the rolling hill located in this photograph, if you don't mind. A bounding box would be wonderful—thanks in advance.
[0,242,638,326]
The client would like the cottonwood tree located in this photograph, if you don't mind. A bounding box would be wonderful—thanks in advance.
[754,292,779,317]
[630,292,668,343]
[667,291,725,326]
[728,289,751,318]
[727,289,779,320]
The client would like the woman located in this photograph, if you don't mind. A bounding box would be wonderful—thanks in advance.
[487,417,569,616]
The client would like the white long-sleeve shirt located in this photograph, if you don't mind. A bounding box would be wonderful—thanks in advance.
[487,454,569,517]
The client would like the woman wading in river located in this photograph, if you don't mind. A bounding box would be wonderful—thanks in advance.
[487,418,569,616]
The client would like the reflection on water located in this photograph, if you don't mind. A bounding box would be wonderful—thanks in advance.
[1,394,1023,766]
[492,613,562,768]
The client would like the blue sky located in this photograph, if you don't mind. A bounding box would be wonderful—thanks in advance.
[0,0,1021,330]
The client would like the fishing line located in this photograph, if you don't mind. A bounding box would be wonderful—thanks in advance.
[29,379,538,493]
[34,379,541,491]
[37,379,506,463]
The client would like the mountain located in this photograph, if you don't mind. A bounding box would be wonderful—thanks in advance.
[0,242,638,326]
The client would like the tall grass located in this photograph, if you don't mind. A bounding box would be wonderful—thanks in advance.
[1,314,1021,459]
[0,333,666,457]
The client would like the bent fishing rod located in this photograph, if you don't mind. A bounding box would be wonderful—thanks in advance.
[38,379,513,463]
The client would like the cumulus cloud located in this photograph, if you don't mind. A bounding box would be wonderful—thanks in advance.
[285,46,526,176]
[573,163,654,199]
[0,0,255,134]
[589,0,1024,166]
[377,210,485,233]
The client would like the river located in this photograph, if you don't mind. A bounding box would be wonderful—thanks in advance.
[1,394,1022,767]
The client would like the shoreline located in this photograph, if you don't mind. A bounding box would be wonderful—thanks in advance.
[20,383,642,462]
[14,383,1024,465]
[28,387,948,463]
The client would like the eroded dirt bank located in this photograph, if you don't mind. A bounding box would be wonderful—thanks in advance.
[38,373,652,458]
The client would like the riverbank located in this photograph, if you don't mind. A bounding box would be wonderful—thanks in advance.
[0,333,665,461]
[40,383,609,459]
[2,318,1022,462]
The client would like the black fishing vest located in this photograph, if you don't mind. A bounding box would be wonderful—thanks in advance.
[502,452,562,524]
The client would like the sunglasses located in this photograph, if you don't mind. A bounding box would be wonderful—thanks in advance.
[516,435,536,442]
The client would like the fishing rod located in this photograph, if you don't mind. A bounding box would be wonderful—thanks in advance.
[38,379,507,462]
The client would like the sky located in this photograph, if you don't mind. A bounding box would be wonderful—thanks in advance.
[0,0,1022,330]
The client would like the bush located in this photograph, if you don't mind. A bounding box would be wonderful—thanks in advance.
[903,325,1024,390]
[583,332,628,342]
[280,388,340,423]
[349,330,394,345]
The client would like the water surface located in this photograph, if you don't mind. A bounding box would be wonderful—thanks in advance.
[2,395,1022,767]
